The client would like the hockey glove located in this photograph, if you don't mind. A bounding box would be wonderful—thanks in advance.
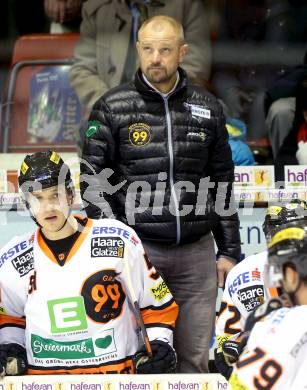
[0,343,27,377]
[134,340,177,374]
[214,340,244,380]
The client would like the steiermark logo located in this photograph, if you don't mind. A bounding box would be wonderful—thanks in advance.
[47,297,88,333]
[31,329,117,360]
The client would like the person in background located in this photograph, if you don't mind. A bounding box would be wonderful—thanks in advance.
[80,15,241,373]
[69,0,212,111]
[44,0,85,32]
[265,49,307,163]
[0,151,178,375]
[274,76,307,180]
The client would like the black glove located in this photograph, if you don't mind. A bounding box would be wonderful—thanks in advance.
[134,340,177,374]
[0,343,27,377]
[214,340,244,380]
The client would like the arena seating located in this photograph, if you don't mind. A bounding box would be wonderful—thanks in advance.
[0,33,82,153]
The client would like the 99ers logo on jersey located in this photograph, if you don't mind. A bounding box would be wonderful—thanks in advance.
[81,270,126,323]
[91,237,125,258]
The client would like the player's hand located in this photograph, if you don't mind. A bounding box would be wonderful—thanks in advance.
[214,340,243,380]
[0,344,27,377]
[134,340,177,374]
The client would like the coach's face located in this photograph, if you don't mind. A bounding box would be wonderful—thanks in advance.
[137,21,188,93]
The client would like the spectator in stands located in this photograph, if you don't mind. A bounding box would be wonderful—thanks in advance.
[225,117,255,166]
[79,15,241,373]
[265,49,307,159]
[211,0,306,141]
[44,0,84,32]
[274,76,307,180]
[69,0,211,112]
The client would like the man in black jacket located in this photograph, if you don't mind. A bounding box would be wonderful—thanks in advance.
[80,15,241,373]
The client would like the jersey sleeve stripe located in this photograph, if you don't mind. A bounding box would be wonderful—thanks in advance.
[0,314,26,329]
[141,301,178,328]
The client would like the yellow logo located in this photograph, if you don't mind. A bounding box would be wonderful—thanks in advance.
[254,168,272,186]
[129,123,151,146]
[266,206,282,216]
[50,151,60,164]
[150,281,170,301]
[20,161,29,175]
[55,384,65,390]
[269,227,305,248]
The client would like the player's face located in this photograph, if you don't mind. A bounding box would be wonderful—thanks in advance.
[28,185,72,233]
[137,23,187,92]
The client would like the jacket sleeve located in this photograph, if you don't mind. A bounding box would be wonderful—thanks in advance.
[180,0,211,81]
[122,234,178,345]
[209,102,241,262]
[69,2,111,110]
[80,98,121,219]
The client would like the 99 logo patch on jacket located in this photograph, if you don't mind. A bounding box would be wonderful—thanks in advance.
[81,270,126,323]
[129,123,151,146]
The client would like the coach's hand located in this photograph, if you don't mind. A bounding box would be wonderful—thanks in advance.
[217,257,236,288]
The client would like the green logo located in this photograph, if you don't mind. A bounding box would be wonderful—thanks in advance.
[86,120,101,138]
[47,296,88,333]
[32,334,94,359]
[95,335,112,349]
[31,330,116,360]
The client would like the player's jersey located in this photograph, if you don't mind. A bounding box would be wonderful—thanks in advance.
[0,216,178,374]
[216,251,278,347]
[229,305,307,390]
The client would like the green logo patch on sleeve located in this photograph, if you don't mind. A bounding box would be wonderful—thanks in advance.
[86,120,102,138]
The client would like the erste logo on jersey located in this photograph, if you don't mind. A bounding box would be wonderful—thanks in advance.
[0,240,30,268]
[228,268,262,297]
[92,225,140,247]
[237,285,265,312]
[11,249,34,277]
[91,237,124,258]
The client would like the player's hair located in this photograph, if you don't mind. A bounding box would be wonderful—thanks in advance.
[138,15,185,45]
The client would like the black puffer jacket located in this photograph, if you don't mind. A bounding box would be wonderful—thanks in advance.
[81,68,241,261]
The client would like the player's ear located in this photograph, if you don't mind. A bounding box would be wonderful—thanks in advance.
[284,266,299,292]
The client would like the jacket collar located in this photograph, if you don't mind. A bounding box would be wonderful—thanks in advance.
[134,67,188,98]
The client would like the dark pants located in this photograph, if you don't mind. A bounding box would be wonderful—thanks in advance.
[142,233,217,373]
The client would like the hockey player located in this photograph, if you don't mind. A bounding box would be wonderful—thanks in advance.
[215,200,307,379]
[0,151,178,375]
[229,221,307,389]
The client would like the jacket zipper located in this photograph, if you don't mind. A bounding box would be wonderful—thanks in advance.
[163,96,181,245]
